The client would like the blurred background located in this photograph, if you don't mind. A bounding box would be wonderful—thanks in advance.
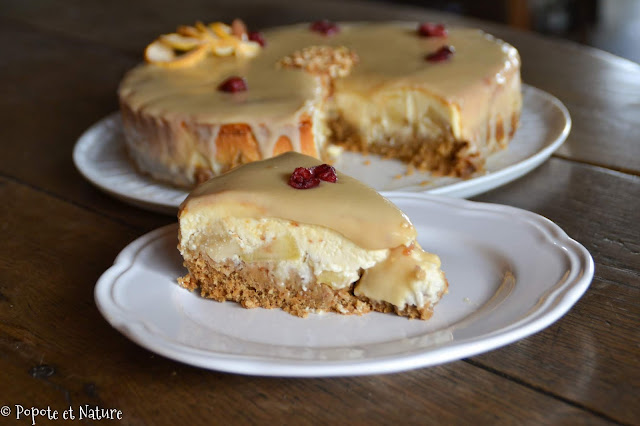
[3,0,638,63]
[385,0,639,63]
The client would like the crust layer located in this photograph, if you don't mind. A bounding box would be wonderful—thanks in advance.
[180,255,443,320]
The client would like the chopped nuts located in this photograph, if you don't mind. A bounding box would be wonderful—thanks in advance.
[278,45,358,78]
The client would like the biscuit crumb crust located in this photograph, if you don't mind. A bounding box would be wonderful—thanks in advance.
[179,255,441,320]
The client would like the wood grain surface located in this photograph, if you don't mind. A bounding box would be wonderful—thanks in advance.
[1,0,638,424]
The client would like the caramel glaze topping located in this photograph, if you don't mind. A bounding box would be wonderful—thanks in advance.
[180,152,416,250]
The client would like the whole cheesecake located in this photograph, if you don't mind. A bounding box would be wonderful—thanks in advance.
[178,152,448,319]
[119,20,522,187]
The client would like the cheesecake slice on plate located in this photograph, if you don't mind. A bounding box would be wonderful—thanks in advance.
[178,152,448,319]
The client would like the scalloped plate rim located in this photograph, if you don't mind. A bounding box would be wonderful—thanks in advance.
[94,193,593,377]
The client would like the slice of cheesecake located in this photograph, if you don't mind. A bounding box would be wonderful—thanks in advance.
[178,152,448,319]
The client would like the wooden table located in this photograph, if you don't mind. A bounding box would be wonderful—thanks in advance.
[1,1,638,424]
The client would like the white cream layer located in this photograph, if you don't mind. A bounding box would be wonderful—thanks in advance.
[179,216,447,309]
[180,216,388,289]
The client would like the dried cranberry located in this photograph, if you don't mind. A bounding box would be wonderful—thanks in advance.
[310,20,339,36]
[425,45,455,62]
[417,22,447,37]
[288,164,338,189]
[312,164,338,183]
[289,167,320,189]
[218,76,248,93]
[248,31,266,47]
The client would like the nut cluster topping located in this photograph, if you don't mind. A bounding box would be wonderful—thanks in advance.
[144,19,264,68]
[288,164,338,189]
[278,45,358,79]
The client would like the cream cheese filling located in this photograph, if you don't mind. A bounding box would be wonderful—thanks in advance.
[179,216,447,309]
[180,217,389,290]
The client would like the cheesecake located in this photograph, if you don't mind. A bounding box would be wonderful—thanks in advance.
[177,152,448,319]
[119,20,521,187]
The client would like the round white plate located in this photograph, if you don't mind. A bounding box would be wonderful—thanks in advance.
[95,193,593,377]
[74,85,570,215]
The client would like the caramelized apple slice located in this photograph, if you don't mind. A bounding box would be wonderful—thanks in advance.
[158,33,203,50]
[144,40,209,68]
[241,235,301,262]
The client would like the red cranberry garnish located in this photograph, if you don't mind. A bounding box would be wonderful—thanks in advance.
[248,31,266,47]
[310,20,339,36]
[289,167,320,189]
[311,164,337,183]
[218,76,248,93]
[288,164,338,189]
[425,45,455,62]
[417,22,447,37]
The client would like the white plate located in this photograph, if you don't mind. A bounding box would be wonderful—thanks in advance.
[74,85,570,215]
[95,193,593,377]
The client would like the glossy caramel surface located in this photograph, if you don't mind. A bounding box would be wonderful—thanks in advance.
[120,22,520,131]
[181,152,416,250]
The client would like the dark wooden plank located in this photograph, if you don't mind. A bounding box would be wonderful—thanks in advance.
[475,158,639,279]
[0,359,73,421]
[0,173,626,424]
[471,158,640,424]
[0,21,172,232]
[472,277,639,425]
